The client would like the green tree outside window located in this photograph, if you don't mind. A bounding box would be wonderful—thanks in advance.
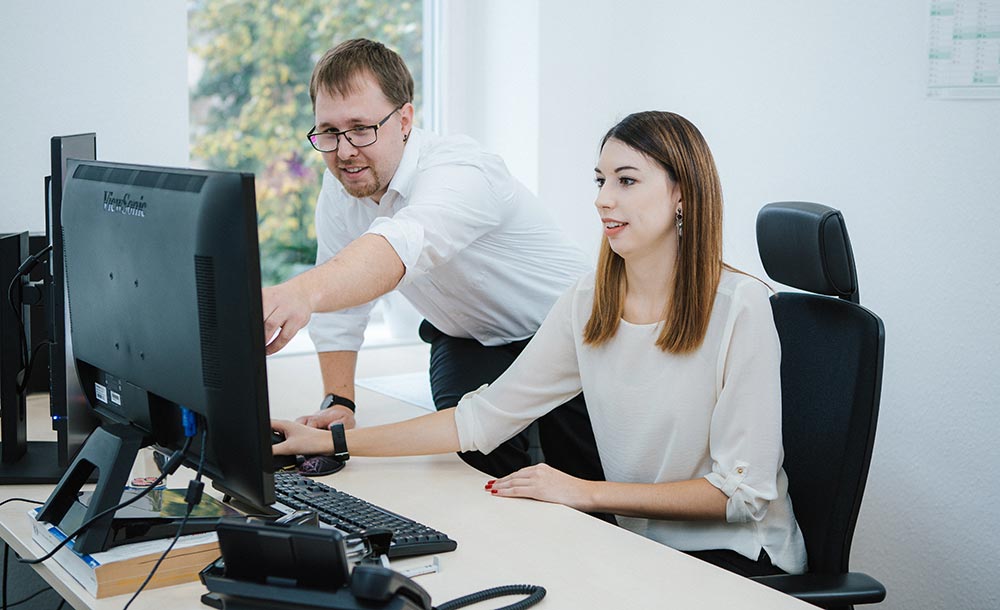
[189,0,423,286]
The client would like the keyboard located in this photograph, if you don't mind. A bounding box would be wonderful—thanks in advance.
[272,471,457,558]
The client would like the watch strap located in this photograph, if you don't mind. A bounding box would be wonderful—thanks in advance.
[321,393,356,413]
[329,423,349,462]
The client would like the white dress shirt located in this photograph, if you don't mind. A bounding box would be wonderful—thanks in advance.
[308,127,591,352]
[454,270,808,574]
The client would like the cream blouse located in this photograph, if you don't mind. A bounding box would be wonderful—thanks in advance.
[454,270,808,573]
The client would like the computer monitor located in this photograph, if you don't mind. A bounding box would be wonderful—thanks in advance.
[47,134,100,467]
[37,159,275,555]
[0,134,100,484]
[0,232,33,470]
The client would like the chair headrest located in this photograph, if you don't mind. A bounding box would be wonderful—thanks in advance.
[756,201,859,302]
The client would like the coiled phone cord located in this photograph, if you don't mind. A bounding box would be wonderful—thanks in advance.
[435,584,546,610]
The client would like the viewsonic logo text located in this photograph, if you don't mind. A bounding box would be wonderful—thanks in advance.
[103,191,147,218]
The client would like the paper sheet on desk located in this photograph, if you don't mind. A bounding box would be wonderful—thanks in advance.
[356,372,435,412]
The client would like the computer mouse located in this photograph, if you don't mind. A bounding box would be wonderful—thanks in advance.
[271,430,286,445]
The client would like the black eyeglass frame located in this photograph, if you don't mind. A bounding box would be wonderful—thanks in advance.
[306,105,403,153]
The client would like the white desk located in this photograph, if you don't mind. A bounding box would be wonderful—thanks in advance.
[1,346,811,609]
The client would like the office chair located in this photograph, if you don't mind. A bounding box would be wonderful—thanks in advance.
[751,202,886,609]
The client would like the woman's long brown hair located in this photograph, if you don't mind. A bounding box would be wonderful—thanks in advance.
[583,111,723,353]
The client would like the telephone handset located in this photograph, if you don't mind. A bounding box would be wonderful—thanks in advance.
[350,565,431,610]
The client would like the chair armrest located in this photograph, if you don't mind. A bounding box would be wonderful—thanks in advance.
[751,572,886,607]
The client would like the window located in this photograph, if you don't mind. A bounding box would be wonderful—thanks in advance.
[188,0,427,287]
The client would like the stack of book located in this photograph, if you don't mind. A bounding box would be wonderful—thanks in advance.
[29,507,222,598]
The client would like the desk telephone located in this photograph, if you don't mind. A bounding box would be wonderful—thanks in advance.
[201,519,544,610]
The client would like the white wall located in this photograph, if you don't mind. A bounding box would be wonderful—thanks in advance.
[531,2,999,609]
[439,0,539,193]
[0,1,188,234]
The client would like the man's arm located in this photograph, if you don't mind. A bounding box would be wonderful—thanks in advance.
[319,350,357,401]
[296,351,359,429]
[263,233,405,355]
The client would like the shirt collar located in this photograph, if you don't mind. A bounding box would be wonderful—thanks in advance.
[384,127,422,201]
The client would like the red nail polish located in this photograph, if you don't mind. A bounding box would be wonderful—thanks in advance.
[487,479,496,485]
[490,489,498,494]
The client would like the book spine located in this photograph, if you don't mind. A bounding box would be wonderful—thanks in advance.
[30,517,100,596]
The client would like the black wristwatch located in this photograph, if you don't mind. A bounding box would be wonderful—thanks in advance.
[329,422,350,461]
[320,392,356,413]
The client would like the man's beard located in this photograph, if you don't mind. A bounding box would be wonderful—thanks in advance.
[339,167,383,199]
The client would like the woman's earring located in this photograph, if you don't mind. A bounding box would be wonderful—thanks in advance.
[403,132,410,143]
[675,208,683,239]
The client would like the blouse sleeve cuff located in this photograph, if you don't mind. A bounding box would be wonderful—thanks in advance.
[453,385,495,454]
[704,462,770,523]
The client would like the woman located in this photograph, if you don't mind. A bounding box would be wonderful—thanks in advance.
[273,111,807,576]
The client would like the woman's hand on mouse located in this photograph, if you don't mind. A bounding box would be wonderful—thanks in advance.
[270,419,335,456]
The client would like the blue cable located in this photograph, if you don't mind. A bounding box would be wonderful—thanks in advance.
[180,407,197,438]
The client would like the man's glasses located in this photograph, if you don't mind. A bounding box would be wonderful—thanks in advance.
[306,106,402,153]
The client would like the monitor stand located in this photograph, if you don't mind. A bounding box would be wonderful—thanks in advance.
[36,424,228,555]
[36,423,145,555]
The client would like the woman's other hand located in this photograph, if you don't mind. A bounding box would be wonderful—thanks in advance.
[485,463,595,511]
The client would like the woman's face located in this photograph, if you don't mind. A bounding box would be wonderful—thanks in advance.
[594,138,681,260]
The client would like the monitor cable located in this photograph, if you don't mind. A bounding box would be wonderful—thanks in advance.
[4,273,27,374]
[2,541,53,610]
[0,496,47,610]
[15,340,51,396]
[0,499,43,509]
[5,244,53,396]
[122,410,207,610]
[0,498,47,610]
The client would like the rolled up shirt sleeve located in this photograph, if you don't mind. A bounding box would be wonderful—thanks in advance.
[365,163,504,285]
[307,303,375,352]
[703,280,784,524]
[454,285,583,454]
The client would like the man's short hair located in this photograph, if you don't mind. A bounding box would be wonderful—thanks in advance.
[310,38,414,109]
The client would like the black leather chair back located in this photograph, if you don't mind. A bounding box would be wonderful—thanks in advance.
[757,202,885,575]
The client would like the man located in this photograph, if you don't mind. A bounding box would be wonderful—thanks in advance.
[263,38,601,480]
